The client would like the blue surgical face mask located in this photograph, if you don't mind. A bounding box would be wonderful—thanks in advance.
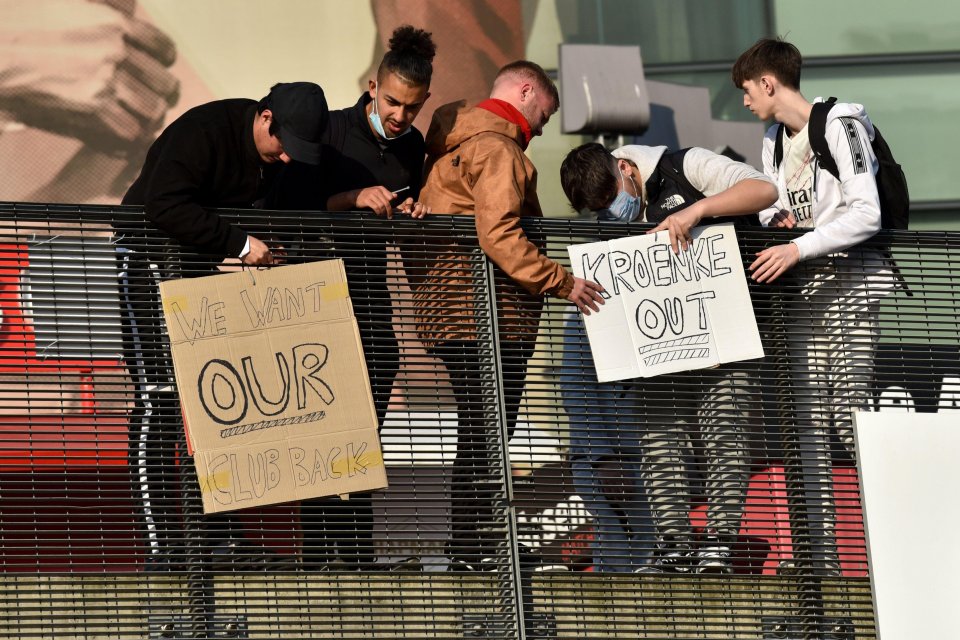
[368,85,411,140]
[605,166,642,222]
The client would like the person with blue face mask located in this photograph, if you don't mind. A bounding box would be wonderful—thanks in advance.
[563,143,774,247]
[267,25,438,572]
[325,25,434,219]
[270,25,433,219]
[558,142,776,574]
[601,162,643,222]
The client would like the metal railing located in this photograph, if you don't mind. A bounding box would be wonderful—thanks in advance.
[1,203,957,639]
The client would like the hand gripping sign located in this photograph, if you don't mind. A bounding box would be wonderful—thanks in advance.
[567,223,764,382]
[159,259,387,513]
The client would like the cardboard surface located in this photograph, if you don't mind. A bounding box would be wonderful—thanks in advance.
[159,260,386,513]
[568,223,764,381]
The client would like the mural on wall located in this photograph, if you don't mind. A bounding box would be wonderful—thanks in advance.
[0,0,180,203]
[0,0,527,205]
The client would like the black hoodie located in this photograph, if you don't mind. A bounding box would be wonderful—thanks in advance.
[123,99,279,260]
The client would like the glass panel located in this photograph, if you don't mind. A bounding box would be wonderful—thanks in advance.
[581,65,960,203]
[773,0,960,56]
[528,0,768,69]
[527,1,960,212]
[800,64,960,202]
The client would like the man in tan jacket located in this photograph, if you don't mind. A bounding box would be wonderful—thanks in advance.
[410,60,604,570]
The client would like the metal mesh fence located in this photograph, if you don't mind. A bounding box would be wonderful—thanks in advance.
[0,203,957,639]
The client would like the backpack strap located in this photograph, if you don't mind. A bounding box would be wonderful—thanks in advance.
[656,148,704,203]
[773,124,785,171]
[808,97,840,180]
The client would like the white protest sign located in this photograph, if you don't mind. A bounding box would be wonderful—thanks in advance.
[853,410,960,639]
[567,223,764,381]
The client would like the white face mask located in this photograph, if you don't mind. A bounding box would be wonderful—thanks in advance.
[368,85,410,140]
[603,165,642,222]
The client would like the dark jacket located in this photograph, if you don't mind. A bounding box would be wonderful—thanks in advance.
[123,99,279,260]
[268,93,425,210]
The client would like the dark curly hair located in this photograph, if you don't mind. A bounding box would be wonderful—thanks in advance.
[560,143,619,213]
[378,25,437,87]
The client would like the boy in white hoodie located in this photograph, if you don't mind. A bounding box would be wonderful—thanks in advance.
[732,37,892,575]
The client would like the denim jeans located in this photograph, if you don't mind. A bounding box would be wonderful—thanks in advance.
[559,312,654,572]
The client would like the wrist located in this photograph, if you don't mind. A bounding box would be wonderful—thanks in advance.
[238,236,251,259]
[788,240,802,260]
[688,202,706,223]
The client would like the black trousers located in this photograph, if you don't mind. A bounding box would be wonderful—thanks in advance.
[119,249,236,562]
[427,338,535,564]
[298,245,400,569]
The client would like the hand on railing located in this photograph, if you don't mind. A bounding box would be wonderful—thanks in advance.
[395,197,430,219]
[771,209,796,229]
[567,276,605,315]
[240,235,281,266]
[750,242,800,283]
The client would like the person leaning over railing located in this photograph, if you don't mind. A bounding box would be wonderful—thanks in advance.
[732,37,897,575]
[267,25,435,572]
[407,60,605,572]
[120,82,328,569]
[559,142,776,573]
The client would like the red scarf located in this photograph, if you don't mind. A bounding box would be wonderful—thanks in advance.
[476,98,532,150]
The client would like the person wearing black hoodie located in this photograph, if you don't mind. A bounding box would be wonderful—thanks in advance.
[124,81,328,266]
[121,82,328,569]
[269,26,434,571]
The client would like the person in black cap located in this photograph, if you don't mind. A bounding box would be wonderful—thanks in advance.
[124,81,328,266]
[120,82,328,570]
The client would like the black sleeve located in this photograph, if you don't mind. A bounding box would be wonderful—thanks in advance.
[139,120,246,259]
[266,160,327,211]
[409,135,426,202]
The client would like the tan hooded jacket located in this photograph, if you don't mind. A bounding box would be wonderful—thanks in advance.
[409,101,574,346]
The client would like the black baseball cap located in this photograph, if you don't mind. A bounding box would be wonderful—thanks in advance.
[264,82,328,165]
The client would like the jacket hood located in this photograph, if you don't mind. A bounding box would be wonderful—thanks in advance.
[818,97,875,140]
[424,100,526,156]
[611,144,668,205]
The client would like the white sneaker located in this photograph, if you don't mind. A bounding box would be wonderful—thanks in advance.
[695,538,732,574]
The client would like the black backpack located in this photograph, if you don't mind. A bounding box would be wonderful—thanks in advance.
[773,97,909,229]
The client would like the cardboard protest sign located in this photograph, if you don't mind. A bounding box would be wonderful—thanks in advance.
[568,223,763,382]
[159,259,386,513]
